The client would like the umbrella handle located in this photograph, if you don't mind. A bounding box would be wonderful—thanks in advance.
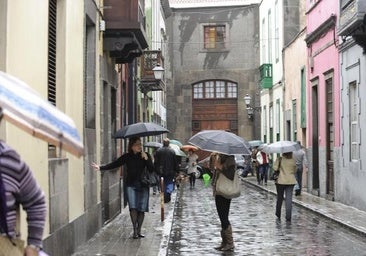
[160,177,164,221]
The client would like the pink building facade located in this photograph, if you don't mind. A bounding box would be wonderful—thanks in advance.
[305,0,340,199]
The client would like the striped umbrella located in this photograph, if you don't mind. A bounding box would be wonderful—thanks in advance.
[0,71,84,157]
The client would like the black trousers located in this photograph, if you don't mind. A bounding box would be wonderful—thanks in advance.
[215,195,232,230]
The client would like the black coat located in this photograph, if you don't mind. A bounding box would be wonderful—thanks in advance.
[154,146,179,179]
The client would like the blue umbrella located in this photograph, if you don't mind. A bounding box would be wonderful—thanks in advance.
[0,71,84,157]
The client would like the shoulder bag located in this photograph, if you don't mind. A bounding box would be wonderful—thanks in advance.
[141,168,159,187]
[215,170,241,199]
[271,157,282,181]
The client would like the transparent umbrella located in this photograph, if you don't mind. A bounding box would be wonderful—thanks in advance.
[170,144,187,157]
[262,140,301,154]
[188,130,251,155]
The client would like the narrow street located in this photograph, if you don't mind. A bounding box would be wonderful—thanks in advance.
[167,179,366,256]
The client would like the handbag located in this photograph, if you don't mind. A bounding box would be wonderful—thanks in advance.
[271,157,282,181]
[141,168,159,187]
[215,170,241,199]
[0,236,24,256]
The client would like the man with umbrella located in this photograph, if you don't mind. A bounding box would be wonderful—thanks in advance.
[292,141,308,196]
[154,139,179,203]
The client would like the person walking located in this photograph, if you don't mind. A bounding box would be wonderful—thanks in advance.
[186,149,198,188]
[251,147,260,185]
[256,148,269,185]
[292,141,308,196]
[273,151,296,222]
[211,153,236,251]
[150,147,160,195]
[0,140,47,256]
[92,137,154,239]
[154,138,179,203]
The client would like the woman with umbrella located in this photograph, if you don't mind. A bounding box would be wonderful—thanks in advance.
[210,153,236,251]
[273,151,296,222]
[92,137,154,239]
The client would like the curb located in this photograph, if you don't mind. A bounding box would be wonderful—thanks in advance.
[241,177,366,237]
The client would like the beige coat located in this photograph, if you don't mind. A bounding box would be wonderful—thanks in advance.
[273,156,296,185]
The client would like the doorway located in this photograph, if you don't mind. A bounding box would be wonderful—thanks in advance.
[312,83,320,194]
[325,75,334,200]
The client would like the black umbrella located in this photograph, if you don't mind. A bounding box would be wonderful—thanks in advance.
[188,130,251,155]
[114,122,169,139]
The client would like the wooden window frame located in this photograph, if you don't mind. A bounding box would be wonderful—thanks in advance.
[193,80,237,99]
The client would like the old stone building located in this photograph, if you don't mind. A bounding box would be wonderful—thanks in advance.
[166,0,261,144]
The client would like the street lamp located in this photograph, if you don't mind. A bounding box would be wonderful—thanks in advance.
[244,94,261,120]
[152,63,164,80]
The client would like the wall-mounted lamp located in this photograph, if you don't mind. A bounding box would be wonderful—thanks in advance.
[153,64,164,80]
[244,94,261,120]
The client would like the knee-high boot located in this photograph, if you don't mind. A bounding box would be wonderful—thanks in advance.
[137,212,145,238]
[221,225,234,251]
[214,229,226,250]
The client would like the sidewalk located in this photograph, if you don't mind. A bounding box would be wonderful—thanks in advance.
[72,190,177,256]
[242,176,366,236]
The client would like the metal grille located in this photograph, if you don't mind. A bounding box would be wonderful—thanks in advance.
[48,0,57,106]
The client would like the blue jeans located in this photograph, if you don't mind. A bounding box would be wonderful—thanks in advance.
[126,185,149,212]
[259,163,269,183]
[275,184,295,221]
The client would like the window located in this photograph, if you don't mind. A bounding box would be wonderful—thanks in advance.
[227,82,237,98]
[205,81,215,98]
[193,82,204,99]
[263,106,267,143]
[262,18,266,63]
[216,81,225,98]
[300,68,306,128]
[269,104,273,128]
[276,99,280,135]
[349,81,359,160]
[193,80,237,99]
[204,25,226,49]
[268,10,272,63]
[275,1,279,62]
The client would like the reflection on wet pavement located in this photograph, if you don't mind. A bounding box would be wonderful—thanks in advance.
[167,180,366,256]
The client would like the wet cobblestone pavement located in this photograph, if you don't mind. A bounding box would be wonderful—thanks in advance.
[72,175,366,256]
[167,179,366,256]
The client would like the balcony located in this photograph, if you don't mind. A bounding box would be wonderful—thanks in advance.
[103,0,148,63]
[259,64,272,89]
[338,0,366,51]
[338,0,366,37]
[139,50,165,93]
